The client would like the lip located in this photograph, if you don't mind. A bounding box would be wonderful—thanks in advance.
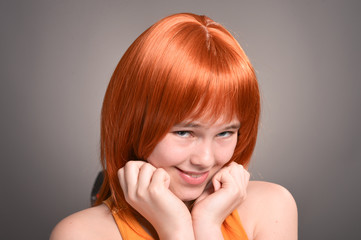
[176,168,209,185]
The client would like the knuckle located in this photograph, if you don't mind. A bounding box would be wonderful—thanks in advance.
[124,161,134,171]
[148,184,161,196]
[125,160,134,167]
[155,167,166,175]
[241,191,247,201]
[126,190,137,203]
[233,186,241,196]
[228,161,235,167]
[124,192,133,203]
[237,164,244,171]
[135,188,146,199]
[142,162,156,172]
[126,160,144,169]
[117,168,123,178]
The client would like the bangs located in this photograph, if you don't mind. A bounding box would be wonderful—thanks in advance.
[142,22,256,128]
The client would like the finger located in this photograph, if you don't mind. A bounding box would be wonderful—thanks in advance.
[230,163,249,199]
[232,164,250,185]
[213,178,221,191]
[228,163,250,190]
[149,168,170,190]
[212,165,232,191]
[212,169,235,191]
[243,168,250,188]
[124,161,144,195]
[118,167,127,194]
[243,167,250,182]
[229,163,244,185]
[196,181,214,203]
[137,163,156,193]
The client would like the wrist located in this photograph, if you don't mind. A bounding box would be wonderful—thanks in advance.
[192,220,223,240]
[157,218,195,240]
[159,231,195,240]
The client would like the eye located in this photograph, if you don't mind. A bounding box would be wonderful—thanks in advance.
[173,131,192,138]
[217,131,235,138]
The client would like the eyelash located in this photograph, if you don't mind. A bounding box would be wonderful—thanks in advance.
[173,131,236,138]
[174,131,192,137]
[217,131,234,137]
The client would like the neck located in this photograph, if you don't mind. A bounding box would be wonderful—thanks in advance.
[184,200,196,211]
[133,200,195,239]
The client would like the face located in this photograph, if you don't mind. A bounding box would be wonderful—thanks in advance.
[147,115,240,203]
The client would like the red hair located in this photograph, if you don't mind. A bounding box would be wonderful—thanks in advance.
[95,13,260,210]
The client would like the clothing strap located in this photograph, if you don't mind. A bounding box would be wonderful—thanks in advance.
[104,198,248,240]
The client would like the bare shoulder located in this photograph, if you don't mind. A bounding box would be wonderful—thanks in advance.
[246,181,297,204]
[50,204,121,240]
[238,181,298,240]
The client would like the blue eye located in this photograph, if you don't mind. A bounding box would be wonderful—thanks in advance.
[174,131,191,137]
[217,131,234,137]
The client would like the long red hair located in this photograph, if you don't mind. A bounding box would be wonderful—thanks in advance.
[95,13,260,210]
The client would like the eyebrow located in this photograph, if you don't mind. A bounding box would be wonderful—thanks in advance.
[174,122,241,130]
[223,123,241,130]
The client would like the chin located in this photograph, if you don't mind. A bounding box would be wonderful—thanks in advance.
[180,195,199,202]
[172,187,205,202]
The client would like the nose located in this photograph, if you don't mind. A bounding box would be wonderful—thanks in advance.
[190,139,215,168]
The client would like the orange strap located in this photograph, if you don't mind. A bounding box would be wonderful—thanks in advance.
[104,198,248,240]
[221,209,249,240]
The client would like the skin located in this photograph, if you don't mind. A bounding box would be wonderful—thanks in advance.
[50,116,298,240]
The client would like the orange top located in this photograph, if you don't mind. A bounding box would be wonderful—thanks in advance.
[104,198,248,240]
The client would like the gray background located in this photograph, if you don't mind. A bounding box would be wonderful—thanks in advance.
[1,0,360,239]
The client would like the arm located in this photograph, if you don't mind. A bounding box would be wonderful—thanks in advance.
[50,204,122,240]
[119,161,195,240]
[191,162,250,240]
[248,182,298,240]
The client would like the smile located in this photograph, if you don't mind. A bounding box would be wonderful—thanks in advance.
[176,168,209,185]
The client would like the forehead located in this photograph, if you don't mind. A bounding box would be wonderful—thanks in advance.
[178,111,239,127]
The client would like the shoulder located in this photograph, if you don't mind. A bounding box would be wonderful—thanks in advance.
[238,181,298,240]
[246,181,297,205]
[50,204,122,240]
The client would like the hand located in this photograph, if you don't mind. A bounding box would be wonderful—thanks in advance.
[118,161,194,239]
[191,162,250,236]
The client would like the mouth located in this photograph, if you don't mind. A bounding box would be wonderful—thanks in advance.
[176,167,209,185]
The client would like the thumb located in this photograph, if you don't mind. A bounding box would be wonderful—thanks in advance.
[212,169,234,191]
[195,181,213,203]
[213,178,221,191]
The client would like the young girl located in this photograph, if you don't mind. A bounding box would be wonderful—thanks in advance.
[51,13,297,240]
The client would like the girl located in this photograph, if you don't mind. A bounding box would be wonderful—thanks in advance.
[51,13,297,240]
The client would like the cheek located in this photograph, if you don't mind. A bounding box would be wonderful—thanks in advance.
[215,149,234,165]
[147,140,187,168]
[215,138,238,164]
